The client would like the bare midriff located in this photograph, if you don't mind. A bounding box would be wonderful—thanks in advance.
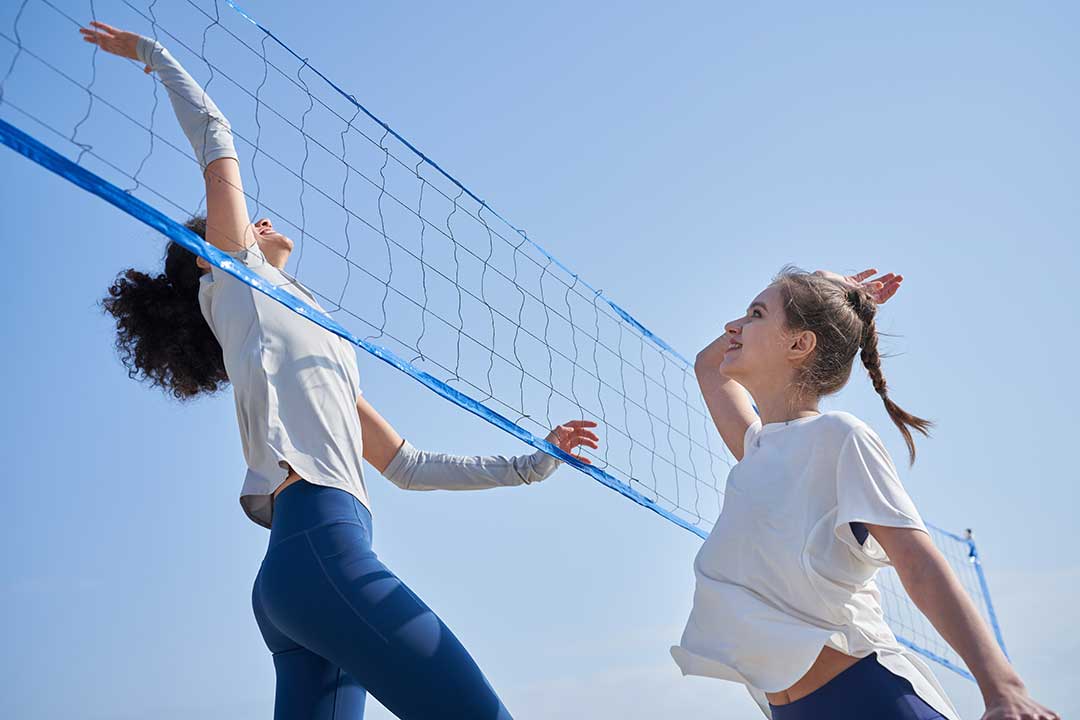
[272,467,305,498]
[764,646,861,706]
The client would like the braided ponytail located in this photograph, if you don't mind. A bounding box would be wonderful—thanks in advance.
[775,267,933,465]
[848,287,932,464]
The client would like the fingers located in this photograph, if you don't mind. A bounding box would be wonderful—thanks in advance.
[875,275,903,303]
[557,428,599,449]
[550,421,601,458]
[79,27,111,49]
[80,25,113,41]
[89,20,120,34]
[555,421,599,441]
[78,23,140,62]
[848,271,903,304]
[569,426,600,444]
[877,284,900,303]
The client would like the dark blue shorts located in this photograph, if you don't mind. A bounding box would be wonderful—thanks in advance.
[768,653,947,720]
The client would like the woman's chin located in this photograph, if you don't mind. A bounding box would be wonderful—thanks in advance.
[718,355,744,380]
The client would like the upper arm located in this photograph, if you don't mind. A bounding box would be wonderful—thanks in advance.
[864,523,938,581]
[356,394,404,473]
[203,158,254,255]
[695,361,758,461]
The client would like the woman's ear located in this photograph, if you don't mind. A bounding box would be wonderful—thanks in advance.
[787,329,817,366]
[196,256,211,271]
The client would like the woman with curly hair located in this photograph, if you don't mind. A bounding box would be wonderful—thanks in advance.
[84,21,598,720]
[672,268,1057,719]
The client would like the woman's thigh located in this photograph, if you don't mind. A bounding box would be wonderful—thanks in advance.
[258,521,512,720]
[270,648,367,720]
[253,571,367,720]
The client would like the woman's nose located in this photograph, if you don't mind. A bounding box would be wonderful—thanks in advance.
[256,218,272,229]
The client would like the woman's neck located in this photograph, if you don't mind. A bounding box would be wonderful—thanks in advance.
[750,385,820,426]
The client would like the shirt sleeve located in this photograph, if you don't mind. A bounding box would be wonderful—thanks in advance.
[834,424,928,566]
[199,241,265,330]
[382,440,560,491]
[210,238,266,281]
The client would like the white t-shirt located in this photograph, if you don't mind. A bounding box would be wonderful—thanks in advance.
[671,411,959,719]
[198,242,371,528]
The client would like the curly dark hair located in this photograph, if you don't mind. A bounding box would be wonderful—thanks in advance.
[102,216,229,400]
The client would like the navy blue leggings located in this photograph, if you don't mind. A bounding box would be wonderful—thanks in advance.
[768,654,947,720]
[252,481,512,720]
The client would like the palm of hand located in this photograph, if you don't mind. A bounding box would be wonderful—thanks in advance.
[79,21,148,70]
[545,421,600,465]
[815,268,903,304]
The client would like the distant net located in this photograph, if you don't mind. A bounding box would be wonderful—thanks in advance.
[0,0,1005,680]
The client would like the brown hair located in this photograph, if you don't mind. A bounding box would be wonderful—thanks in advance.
[101,216,229,400]
[773,266,932,464]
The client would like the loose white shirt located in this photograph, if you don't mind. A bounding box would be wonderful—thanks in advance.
[198,242,371,528]
[671,411,959,719]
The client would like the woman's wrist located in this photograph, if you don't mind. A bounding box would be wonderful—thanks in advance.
[134,35,160,67]
[694,344,727,374]
[527,449,560,481]
[979,669,1027,705]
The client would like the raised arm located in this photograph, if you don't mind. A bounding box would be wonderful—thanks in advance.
[868,525,1059,720]
[695,334,758,462]
[79,22,253,254]
[356,394,599,490]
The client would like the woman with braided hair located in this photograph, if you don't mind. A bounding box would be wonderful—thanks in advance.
[672,268,1057,719]
[81,21,600,720]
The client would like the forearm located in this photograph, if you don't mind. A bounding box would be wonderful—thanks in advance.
[135,37,237,170]
[695,347,756,461]
[135,38,236,172]
[135,37,250,252]
[896,546,1022,703]
[383,440,559,491]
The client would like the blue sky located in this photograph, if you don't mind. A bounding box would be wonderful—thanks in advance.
[2,1,1077,718]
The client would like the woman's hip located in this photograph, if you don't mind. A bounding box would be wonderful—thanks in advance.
[768,654,947,720]
[267,479,372,549]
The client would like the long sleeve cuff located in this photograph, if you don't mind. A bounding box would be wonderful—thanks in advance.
[136,36,238,170]
[382,440,560,491]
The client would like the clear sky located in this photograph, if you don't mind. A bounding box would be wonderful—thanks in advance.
[2,1,1077,718]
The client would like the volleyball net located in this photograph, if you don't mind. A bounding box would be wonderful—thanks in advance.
[0,0,1006,681]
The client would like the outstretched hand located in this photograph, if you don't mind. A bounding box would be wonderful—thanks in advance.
[814,268,903,305]
[79,21,150,72]
[545,420,600,465]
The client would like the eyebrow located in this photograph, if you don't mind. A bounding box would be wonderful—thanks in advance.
[747,301,768,313]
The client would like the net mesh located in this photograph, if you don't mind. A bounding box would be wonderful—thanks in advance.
[0,0,1004,681]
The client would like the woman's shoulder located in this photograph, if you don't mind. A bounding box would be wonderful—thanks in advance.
[816,410,878,441]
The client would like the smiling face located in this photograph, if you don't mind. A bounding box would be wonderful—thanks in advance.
[718,283,817,396]
[251,218,294,267]
[195,217,294,272]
